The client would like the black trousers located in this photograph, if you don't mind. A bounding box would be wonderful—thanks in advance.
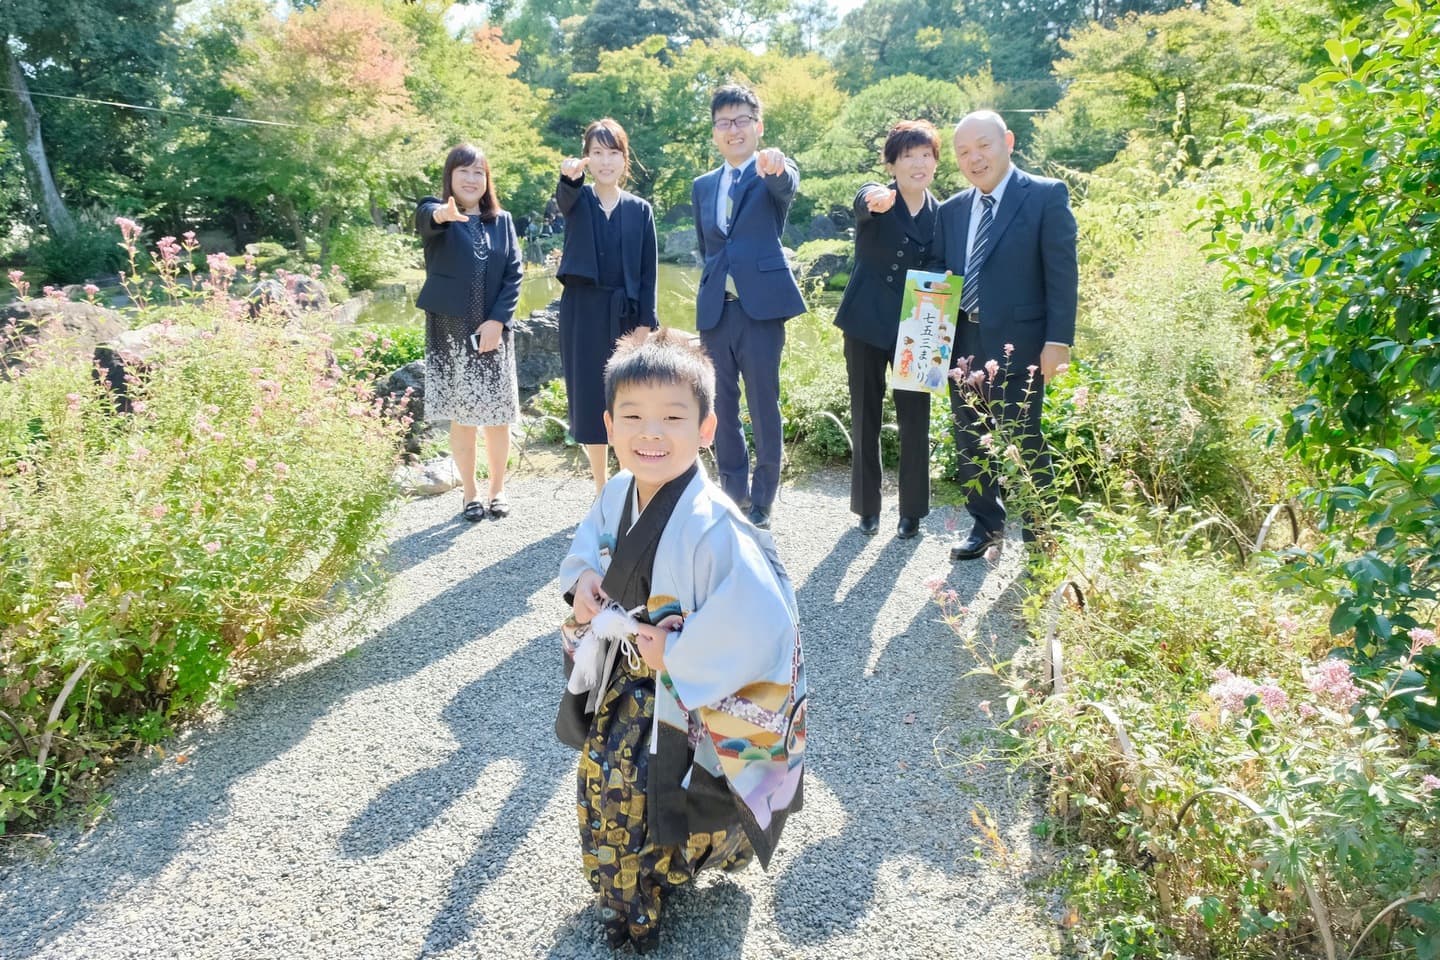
[844,335,931,518]
[946,338,1052,537]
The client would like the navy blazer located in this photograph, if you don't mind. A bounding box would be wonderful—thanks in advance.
[691,159,807,331]
[931,167,1078,367]
[414,197,524,326]
[554,175,659,328]
[833,181,940,352]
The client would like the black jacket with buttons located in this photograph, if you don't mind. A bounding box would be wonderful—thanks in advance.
[833,181,940,351]
[413,197,523,326]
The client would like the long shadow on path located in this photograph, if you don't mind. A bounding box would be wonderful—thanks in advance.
[0,526,573,960]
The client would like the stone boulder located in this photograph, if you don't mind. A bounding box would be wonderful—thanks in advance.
[374,359,428,454]
[660,227,699,265]
[392,456,461,497]
[807,214,840,240]
[246,277,330,319]
[513,304,563,398]
[801,251,853,282]
[92,322,203,410]
[1,298,126,374]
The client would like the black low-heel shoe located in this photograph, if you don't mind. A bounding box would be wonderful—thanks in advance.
[858,514,880,535]
[461,500,487,522]
[896,515,921,539]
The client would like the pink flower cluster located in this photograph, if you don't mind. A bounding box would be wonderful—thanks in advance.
[156,236,182,264]
[1410,626,1437,656]
[1304,658,1362,709]
[114,217,141,242]
[7,269,29,299]
[1422,774,1440,795]
[1209,668,1288,714]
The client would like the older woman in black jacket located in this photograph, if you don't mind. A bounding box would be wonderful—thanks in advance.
[416,143,524,522]
[833,120,942,539]
[554,118,659,495]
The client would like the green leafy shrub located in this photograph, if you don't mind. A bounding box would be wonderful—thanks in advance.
[1209,0,1440,733]
[28,211,125,284]
[336,322,425,380]
[527,378,572,444]
[950,514,1440,959]
[0,308,402,829]
[327,225,419,291]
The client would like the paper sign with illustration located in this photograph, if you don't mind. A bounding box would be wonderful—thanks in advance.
[891,270,961,395]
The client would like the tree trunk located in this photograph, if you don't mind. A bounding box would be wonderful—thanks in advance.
[2,41,75,239]
[369,196,385,229]
[279,197,308,258]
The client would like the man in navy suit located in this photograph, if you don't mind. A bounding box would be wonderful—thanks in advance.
[932,110,1078,560]
[691,84,807,529]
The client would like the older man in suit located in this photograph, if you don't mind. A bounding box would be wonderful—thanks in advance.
[932,109,1078,560]
[692,84,807,529]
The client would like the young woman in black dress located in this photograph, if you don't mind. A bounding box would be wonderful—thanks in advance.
[554,118,659,495]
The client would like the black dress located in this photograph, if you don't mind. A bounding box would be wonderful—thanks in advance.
[558,198,640,444]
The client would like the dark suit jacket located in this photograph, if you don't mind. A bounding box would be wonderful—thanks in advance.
[931,167,1078,368]
[414,197,524,325]
[554,175,659,328]
[833,181,939,352]
[691,159,807,331]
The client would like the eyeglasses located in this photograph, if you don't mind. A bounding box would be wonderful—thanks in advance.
[712,116,757,132]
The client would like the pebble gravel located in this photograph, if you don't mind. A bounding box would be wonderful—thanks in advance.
[0,467,1058,960]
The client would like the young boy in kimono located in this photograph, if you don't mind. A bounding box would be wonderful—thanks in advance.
[558,328,807,953]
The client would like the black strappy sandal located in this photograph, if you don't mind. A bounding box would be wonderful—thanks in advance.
[461,499,487,522]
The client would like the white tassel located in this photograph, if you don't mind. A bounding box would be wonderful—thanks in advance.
[567,603,641,694]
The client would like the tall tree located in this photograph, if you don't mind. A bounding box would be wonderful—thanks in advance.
[225,0,430,257]
[1,0,178,237]
[571,0,722,71]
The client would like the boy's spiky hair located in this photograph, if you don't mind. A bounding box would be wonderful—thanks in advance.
[604,327,716,421]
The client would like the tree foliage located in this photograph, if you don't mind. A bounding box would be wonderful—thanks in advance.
[1210,0,1440,732]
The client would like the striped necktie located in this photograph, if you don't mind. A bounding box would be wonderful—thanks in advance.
[960,194,994,320]
[723,167,741,233]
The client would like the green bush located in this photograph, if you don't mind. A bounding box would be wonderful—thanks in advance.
[28,212,125,284]
[971,520,1440,959]
[527,378,572,444]
[0,309,402,829]
[326,225,419,291]
[336,323,425,380]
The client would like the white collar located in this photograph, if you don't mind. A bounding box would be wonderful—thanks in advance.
[972,164,1016,209]
[725,155,757,177]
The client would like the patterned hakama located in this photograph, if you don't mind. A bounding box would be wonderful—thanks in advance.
[577,646,752,947]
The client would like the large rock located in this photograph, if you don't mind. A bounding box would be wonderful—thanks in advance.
[1,298,126,374]
[374,359,428,455]
[512,305,563,398]
[660,227,699,265]
[92,322,203,410]
[246,277,330,319]
[802,250,853,282]
[808,214,840,240]
[392,456,461,497]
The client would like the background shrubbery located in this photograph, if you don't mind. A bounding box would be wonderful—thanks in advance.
[0,305,401,829]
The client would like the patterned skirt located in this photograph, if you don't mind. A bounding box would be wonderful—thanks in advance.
[423,311,519,426]
[577,656,753,946]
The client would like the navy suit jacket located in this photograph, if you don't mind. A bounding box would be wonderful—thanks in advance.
[931,167,1077,368]
[691,159,806,331]
[554,175,659,328]
[833,181,940,351]
[414,198,523,326]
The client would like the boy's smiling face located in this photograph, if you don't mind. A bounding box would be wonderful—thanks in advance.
[605,380,717,504]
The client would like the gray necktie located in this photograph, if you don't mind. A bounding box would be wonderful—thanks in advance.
[960,194,994,320]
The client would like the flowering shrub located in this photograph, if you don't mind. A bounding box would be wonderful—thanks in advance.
[0,262,403,829]
[944,518,1440,959]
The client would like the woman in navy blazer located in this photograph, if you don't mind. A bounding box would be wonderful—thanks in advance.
[415,143,524,522]
[554,118,659,495]
[833,120,943,539]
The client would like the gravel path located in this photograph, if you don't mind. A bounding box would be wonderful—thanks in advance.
[0,468,1055,959]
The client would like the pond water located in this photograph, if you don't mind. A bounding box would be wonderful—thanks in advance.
[357,262,842,351]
